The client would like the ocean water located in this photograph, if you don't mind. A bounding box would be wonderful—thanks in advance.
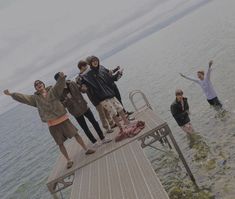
[1,0,235,198]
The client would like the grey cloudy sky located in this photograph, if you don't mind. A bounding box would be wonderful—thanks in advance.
[0,0,200,113]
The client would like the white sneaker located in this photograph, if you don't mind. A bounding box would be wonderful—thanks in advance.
[102,138,112,144]
[92,142,100,148]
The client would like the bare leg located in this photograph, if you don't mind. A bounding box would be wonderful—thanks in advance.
[112,115,124,132]
[104,107,115,127]
[181,123,194,135]
[74,134,87,150]
[118,110,130,125]
[59,144,71,162]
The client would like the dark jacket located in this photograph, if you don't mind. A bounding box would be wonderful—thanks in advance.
[170,97,190,126]
[60,80,88,117]
[82,65,115,105]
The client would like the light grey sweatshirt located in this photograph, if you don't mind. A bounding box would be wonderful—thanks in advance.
[183,68,217,100]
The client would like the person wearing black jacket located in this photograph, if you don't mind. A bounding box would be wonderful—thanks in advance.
[170,89,194,134]
[81,56,130,133]
[76,60,115,134]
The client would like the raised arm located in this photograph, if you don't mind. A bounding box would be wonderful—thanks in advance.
[4,89,36,107]
[206,60,213,80]
[112,66,120,74]
[179,73,199,83]
[51,72,66,98]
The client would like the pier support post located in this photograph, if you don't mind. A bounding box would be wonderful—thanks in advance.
[165,125,197,186]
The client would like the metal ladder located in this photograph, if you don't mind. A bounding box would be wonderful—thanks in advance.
[129,90,152,111]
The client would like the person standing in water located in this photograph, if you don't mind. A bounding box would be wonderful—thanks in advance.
[171,89,194,134]
[3,72,95,169]
[180,60,222,110]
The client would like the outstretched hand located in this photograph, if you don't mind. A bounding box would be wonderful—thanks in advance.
[3,89,12,96]
[209,60,213,68]
[119,68,124,74]
[58,72,66,78]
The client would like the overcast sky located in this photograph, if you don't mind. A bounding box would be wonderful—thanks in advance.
[0,0,204,113]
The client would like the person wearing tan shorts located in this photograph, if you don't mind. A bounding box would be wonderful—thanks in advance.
[4,72,95,169]
[100,97,123,118]
[49,119,79,145]
[81,56,130,133]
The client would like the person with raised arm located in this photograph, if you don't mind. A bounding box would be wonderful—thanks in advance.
[54,72,112,146]
[180,60,222,110]
[80,56,130,134]
[3,72,95,169]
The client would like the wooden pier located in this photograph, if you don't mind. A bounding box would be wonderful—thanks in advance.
[47,91,196,199]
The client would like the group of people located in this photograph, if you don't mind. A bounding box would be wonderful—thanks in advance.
[3,56,222,168]
[3,55,133,169]
[171,60,223,134]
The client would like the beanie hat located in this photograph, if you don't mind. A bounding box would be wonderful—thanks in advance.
[54,72,60,81]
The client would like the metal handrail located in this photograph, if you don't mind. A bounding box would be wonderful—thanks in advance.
[129,90,152,111]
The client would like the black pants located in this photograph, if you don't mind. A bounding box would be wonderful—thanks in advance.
[207,97,222,110]
[75,108,104,143]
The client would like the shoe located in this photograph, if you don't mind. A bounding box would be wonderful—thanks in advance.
[67,160,73,169]
[106,129,114,134]
[85,149,95,155]
[126,111,134,115]
[101,138,112,144]
[110,124,117,129]
[92,142,100,148]
[128,116,135,121]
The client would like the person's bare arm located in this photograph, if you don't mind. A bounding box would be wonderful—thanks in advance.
[206,60,213,80]
[179,73,199,83]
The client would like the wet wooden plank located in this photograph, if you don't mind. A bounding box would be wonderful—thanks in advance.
[70,141,169,199]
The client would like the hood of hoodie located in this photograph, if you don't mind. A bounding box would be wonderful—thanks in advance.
[88,56,100,70]
[79,65,91,76]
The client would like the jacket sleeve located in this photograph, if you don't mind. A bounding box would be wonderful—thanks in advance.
[71,81,82,93]
[51,75,66,98]
[11,93,37,107]
[170,104,178,118]
[185,99,189,112]
[112,72,119,81]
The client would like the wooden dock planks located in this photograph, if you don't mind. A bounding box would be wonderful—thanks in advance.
[47,108,167,195]
[70,141,169,199]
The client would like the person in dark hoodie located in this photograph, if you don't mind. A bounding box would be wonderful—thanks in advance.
[86,57,133,116]
[170,89,194,134]
[54,72,112,145]
[80,56,130,133]
[4,72,95,169]
[76,60,115,134]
